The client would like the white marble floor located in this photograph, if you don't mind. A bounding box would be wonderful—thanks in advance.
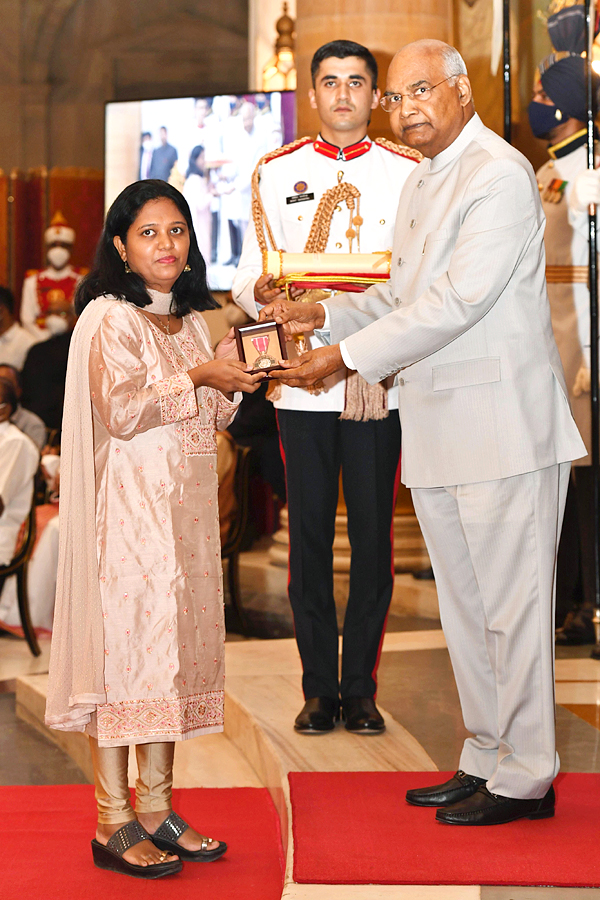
[3,548,600,899]
[9,626,600,900]
[0,632,51,689]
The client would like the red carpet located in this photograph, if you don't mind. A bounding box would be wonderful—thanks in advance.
[0,785,284,899]
[289,771,600,886]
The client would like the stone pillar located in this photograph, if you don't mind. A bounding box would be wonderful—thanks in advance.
[249,0,297,91]
[21,83,51,170]
[295,0,454,140]
[270,504,431,573]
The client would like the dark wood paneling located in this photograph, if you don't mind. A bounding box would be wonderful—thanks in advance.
[10,168,47,314]
[48,168,104,270]
[0,173,8,288]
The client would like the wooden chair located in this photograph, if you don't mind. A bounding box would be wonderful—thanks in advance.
[0,501,40,656]
[221,443,252,634]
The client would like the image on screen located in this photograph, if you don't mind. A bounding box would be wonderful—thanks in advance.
[105,91,296,290]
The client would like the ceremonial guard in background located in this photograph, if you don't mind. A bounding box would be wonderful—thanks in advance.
[233,40,419,734]
[529,2,598,643]
[20,212,85,343]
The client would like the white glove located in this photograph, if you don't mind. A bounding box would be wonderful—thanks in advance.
[573,365,591,397]
[571,170,600,213]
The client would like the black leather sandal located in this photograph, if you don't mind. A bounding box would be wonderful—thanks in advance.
[151,811,228,861]
[91,819,183,878]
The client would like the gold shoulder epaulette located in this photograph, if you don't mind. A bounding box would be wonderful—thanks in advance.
[374,137,422,163]
[25,269,39,278]
[258,136,314,169]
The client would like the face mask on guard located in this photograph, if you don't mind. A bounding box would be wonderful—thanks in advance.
[47,246,71,270]
[528,100,564,139]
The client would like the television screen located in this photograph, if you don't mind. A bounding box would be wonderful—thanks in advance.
[105,91,296,290]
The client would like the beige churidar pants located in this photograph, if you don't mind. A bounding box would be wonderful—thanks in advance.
[412,462,569,800]
[89,738,174,824]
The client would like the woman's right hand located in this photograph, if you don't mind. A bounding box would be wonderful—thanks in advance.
[189,359,265,394]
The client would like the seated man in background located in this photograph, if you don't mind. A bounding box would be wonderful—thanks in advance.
[0,484,60,632]
[227,381,286,508]
[0,364,46,451]
[0,287,36,371]
[0,377,39,569]
[20,296,76,440]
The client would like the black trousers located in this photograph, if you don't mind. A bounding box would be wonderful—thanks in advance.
[556,466,596,625]
[555,474,581,626]
[573,466,596,612]
[277,408,401,701]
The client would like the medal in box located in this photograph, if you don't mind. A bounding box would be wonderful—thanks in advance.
[234,321,288,373]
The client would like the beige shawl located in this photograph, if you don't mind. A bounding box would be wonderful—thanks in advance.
[45,297,117,732]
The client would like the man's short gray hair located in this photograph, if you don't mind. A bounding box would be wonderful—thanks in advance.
[440,46,468,80]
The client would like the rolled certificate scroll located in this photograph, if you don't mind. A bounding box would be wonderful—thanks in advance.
[263,250,392,293]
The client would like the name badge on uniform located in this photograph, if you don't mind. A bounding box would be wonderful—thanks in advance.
[287,181,314,204]
[286,193,314,205]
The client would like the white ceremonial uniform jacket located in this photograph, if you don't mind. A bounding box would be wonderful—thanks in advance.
[324,114,586,488]
[540,137,598,465]
[232,137,419,411]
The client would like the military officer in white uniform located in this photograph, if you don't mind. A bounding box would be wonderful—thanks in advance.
[262,40,585,823]
[21,212,84,343]
[529,50,597,643]
[232,40,419,734]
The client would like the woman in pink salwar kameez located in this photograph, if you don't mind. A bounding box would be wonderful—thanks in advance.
[45,179,264,879]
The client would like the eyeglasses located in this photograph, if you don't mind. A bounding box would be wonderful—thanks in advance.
[380,76,455,112]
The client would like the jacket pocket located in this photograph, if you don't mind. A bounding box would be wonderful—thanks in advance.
[432,357,501,391]
[422,229,448,253]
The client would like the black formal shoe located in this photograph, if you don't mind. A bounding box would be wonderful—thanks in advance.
[294,697,339,733]
[406,770,487,807]
[555,609,595,645]
[341,697,386,734]
[435,784,555,825]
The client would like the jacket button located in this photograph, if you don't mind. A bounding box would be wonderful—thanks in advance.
[399,378,405,386]
[417,179,424,188]
[410,219,416,228]
[394,298,400,306]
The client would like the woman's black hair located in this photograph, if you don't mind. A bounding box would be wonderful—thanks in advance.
[75,179,219,315]
[186,145,205,178]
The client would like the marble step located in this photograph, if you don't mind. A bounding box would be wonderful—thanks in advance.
[16,634,440,899]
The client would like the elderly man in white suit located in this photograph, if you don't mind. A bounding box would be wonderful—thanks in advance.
[260,39,586,826]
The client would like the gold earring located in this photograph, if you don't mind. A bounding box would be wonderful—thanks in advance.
[124,260,132,274]
[184,264,191,272]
